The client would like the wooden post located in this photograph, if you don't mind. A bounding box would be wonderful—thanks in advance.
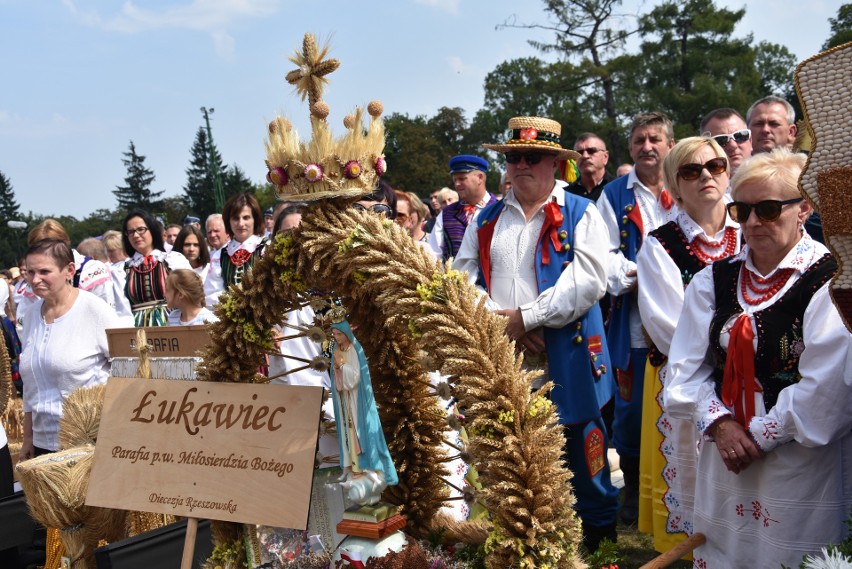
[638,533,706,569]
[180,517,199,569]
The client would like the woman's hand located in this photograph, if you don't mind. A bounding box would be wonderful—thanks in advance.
[710,416,764,473]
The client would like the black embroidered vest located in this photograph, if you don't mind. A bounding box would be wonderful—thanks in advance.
[650,221,708,289]
[709,254,836,412]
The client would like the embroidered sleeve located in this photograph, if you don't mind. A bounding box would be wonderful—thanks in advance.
[750,283,852,451]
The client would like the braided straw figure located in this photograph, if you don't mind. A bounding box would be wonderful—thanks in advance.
[16,446,126,569]
[197,33,584,568]
[0,324,11,418]
[795,41,852,332]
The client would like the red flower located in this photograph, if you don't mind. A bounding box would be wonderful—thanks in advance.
[519,127,538,140]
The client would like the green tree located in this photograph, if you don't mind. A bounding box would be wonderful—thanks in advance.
[183,127,224,220]
[823,4,852,50]
[222,164,255,201]
[384,113,448,195]
[0,170,24,267]
[114,141,163,212]
[619,0,763,137]
[65,208,125,245]
[500,0,638,162]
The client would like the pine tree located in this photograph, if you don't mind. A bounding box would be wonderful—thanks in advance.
[114,141,163,211]
[0,170,24,267]
[223,164,255,201]
[183,128,225,220]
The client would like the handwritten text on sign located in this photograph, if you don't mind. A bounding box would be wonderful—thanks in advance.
[86,378,323,529]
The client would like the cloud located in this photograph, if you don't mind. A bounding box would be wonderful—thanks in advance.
[447,55,469,75]
[414,0,460,15]
[61,0,278,59]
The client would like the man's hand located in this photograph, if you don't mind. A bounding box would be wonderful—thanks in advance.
[495,308,526,342]
[517,331,546,355]
[496,308,546,355]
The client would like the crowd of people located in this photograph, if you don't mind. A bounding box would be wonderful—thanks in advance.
[0,93,849,568]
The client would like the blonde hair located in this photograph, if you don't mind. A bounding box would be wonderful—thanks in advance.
[28,219,70,246]
[662,136,727,198]
[730,148,806,200]
[166,269,205,308]
[102,230,123,253]
[438,188,459,205]
[406,191,430,222]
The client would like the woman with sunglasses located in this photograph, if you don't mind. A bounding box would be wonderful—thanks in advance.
[204,193,268,305]
[663,149,851,567]
[634,137,741,553]
[122,210,191,326]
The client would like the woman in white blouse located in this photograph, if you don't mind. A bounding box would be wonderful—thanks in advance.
[204,193,267,305]
[635,137,741,551]
[19,239,123,459]
[664,149,852,567]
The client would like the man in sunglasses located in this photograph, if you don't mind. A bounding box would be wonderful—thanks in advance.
[427,154,496,261]
[567,133,612,202]
[700,108,753,175]
[597,111,676,526]
[456,116,618,553]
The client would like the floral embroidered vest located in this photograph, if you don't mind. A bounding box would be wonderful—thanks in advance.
[709,254,836,411]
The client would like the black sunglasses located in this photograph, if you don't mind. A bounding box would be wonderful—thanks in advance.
[709,129,751,147]
[505,152,548,165]
[726,198,803,223]
[576,147,604,156]
[677,157,728,181]
[353,202,393,218]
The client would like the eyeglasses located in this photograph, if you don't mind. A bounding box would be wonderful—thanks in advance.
[125,227,149,237]
[395,212,409,222]
[677,157,728,181]
[706,129,751,147]
[353,202,393,218]
[576,147,604,156]
[726,198,803,223]
[505,152,548,165]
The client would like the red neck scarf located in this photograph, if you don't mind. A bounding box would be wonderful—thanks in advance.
[538,200,564,265]
[721,313,762,427]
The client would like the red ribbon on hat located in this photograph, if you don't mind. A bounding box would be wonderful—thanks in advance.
[539,200,564,265]
[721,313,762,427]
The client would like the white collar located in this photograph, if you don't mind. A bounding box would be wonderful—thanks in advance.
[128,250,166,267]
[226,234,263,256]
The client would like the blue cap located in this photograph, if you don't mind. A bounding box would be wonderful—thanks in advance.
[264,207,274,217]
[449,154,489,174]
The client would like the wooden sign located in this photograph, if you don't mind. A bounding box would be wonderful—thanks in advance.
[86,377,323,529]
[107,326,211,358]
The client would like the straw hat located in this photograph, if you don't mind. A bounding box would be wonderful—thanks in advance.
[484,116,580,161]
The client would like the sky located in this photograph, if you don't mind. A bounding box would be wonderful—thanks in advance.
[0,0,841,220]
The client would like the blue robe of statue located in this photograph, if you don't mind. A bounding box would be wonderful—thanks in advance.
[329,320,398,486]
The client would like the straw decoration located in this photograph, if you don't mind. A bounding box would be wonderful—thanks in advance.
[58,385,106,449]
[15,446,127,569]
[198,198,584,567]
[0,327,12,417]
